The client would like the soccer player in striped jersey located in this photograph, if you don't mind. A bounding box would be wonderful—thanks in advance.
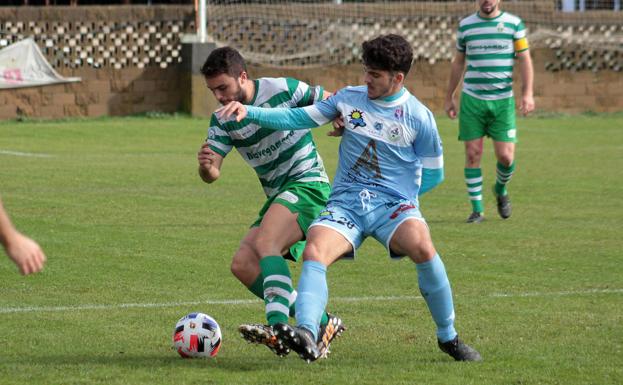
[445,0,535,223]
[196,47,344,358]
[219,35,481,362]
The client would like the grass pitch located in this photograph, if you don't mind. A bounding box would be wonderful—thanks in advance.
[0,113,621,385]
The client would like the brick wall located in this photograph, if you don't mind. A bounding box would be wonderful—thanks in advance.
[0,67,183,120]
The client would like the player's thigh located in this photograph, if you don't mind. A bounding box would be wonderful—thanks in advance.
[488,97,517,143]
[304,224,354,266]
[256,203,304,255]
[388,219,436,264]
[305,206,363,264]
[459,92,487,141]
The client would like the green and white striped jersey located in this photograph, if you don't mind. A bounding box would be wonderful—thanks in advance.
[207,77,329,198]
[456,11,529,100]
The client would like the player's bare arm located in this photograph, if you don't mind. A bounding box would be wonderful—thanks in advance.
[0,199,46,275]
[517,50,535,116]
[197,142,223,183]
[444,52,466,119]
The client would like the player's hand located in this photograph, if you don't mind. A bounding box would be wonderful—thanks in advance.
[444,97,458,119]
[520,94,535,116]
[327,116,345,137]
[197,142,217,169]
[5,231,46,275]
[217,101,247,122]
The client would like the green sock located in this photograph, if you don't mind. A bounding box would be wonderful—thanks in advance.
[248,275,264,299]
[465,168,484,213]
[259,256,293,325]
[494,161,515,196]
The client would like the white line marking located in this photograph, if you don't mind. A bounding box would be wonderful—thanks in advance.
[0,149,53,158]
[0,288,621,315]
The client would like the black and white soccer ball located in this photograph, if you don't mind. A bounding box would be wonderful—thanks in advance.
[172,312,222,358]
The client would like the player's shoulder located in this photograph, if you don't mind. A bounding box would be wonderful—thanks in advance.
[499,11,524,25]
[404,94,436,128]
[338,85,367,95]
[331,85,367,102]
[459,12,480,27]
[257,77,290,90]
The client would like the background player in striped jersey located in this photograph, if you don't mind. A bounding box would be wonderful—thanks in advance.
[445,0,535,223]
[196,47,344,358]
[219,34,482,363]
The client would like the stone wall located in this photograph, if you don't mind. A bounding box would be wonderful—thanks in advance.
[0,67,183,119]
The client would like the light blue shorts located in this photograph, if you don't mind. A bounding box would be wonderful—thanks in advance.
[310,194,426,259]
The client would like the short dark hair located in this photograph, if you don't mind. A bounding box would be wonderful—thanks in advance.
[362,34,413,76]
[200,46,247,78]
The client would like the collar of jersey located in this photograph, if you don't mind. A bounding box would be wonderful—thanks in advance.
[476,10,505,21]
[370,87,410,107]
[248,79,260,105]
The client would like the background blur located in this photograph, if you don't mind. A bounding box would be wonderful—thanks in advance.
[1,0,621,119]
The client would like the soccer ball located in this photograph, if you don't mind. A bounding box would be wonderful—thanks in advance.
[172,312,222,358]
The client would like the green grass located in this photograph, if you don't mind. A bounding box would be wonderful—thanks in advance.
[0,114,621,385]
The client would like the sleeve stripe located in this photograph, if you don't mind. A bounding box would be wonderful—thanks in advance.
[421,155,444,169]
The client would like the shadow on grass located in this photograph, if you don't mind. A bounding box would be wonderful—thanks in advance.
[5,352,277,372]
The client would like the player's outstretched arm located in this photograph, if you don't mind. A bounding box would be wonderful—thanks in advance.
[0,199,46,275]
[219,101,330,132]
[517,50,535,116]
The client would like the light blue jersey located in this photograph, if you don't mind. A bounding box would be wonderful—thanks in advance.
[244,86,444,207]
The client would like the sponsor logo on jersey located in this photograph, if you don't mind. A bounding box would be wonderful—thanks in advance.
[245,131,295,160]
[277,191,299,204]
[394,107,404,119]
[317,209,356,229]
[348,109,366,128]
[388,126,402,142]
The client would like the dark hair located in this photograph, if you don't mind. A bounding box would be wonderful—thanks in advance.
[361,34,413,76]
[200,46,247,78]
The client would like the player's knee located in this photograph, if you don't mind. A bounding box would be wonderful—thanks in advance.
[497,154,514,167]
[252,233,279,256]
[408,243,437,264]
[302,241,324,263]
[466,149,483,165]
[230,244,256,279]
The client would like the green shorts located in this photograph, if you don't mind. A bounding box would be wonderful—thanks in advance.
[252,181,331,261]
[459,92,517,143]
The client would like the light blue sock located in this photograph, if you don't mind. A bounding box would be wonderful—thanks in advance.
[416,254,457,343]
[295,261,328,341]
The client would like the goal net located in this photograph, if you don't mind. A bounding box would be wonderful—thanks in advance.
[204,0,623,71]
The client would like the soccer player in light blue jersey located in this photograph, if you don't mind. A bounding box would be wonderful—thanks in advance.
[219,35,482,362]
